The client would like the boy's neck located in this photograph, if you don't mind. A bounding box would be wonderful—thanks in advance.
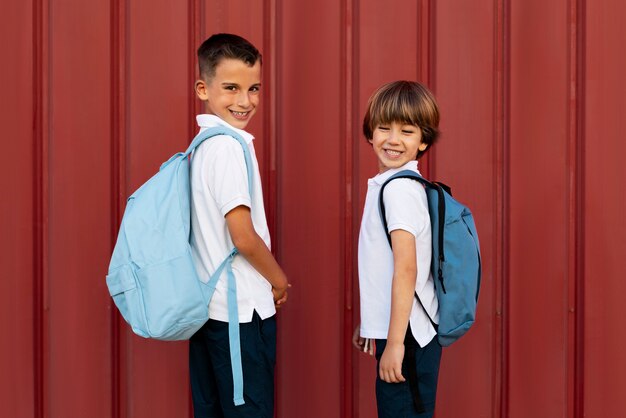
[196,114,254,138]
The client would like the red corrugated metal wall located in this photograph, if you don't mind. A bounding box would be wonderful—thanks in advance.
[2,0,625,417]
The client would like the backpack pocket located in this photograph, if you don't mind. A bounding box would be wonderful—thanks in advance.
[106,264,148,337]
[134,251,208,340]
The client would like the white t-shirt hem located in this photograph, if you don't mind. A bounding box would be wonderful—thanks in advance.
[410,323,438,348]
[360,322,438,348]
[209,306,277,323]
[359,327,389,339]
[388,223,418,236]
[221,196,251,216]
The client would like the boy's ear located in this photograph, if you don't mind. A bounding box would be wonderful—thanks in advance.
[418,142,428,152]
[194,79,209,101]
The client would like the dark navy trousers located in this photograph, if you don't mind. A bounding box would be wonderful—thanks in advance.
[189,312,276,418]
[375,330,442,418]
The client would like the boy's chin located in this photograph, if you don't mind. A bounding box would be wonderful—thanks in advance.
[226,116,253,130]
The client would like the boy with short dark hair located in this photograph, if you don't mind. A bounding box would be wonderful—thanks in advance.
[353,80,442,418]
[189,33,289,418]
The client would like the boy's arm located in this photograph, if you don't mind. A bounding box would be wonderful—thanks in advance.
[225,205,290,306]
[379,229,417,383]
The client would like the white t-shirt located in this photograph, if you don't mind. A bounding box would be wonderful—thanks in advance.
[189,114,275,323]
[358,160,439,347]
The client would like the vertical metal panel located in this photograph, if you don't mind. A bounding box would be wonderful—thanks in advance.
[260,0,280,240]
[110,0,127,415]
[46,0,113,416]
[199,3,280,416]
[566,1,583,415]
[341,1,357,417]
[123,0,191,416]
[493,1,511,416]
[201,0,268,186]
[584,1,626,417]
[0,1,35,417]
[198,2,274,416]
[432,1,498,417]
[355,2,422,417]
[276,1,344,417]
[33,0,50,416]
[508,1,570,417]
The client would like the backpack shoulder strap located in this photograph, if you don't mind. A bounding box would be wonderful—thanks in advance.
[185,126,253,406]
[378,170,432,247]
[184,126,254,195]
[377,170,439,331]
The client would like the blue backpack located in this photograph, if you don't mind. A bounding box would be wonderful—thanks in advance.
[379,170,481,347]
[106,126,251,406]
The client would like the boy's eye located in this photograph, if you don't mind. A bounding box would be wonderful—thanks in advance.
[377,126,390,131]
[249,86,260,92]
[224,85,237,91]
[402,130,415,134]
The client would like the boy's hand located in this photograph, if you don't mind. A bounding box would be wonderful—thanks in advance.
[272,283,291,308]
[379,342,405,383]
[352,325,374,356]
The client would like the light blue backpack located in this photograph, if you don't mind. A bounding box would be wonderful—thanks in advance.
[379,170,481,347]
[106,126,251,405]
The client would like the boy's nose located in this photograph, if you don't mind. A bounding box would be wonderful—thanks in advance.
[386,131,400,144]
[237,93,251,108]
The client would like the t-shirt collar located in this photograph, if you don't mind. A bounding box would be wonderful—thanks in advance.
[368,160,421,186]
[196,114,254,145]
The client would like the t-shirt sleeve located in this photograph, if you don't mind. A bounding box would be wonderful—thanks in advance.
[382,178,429,237]
[202,135,251,216]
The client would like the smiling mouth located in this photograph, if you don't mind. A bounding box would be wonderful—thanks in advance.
[230,110,250,119]
[384,149,402,157]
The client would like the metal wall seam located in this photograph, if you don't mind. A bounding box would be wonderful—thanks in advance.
[263,0,282,415]
[263,0,279,249]
[33,0,50,416]
[494,0,511,417]
[419,0,436,178]
[187,2,202,416]
[416,0,432,87]
[110,0,128,416]
[426,0,436,90]
[189,0,203,139]
[112,0,131,414]
[340,0,357,416]
[571,0,586,416]
[566,1,585,417]
[566,0,577,413]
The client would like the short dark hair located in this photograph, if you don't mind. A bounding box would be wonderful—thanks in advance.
[197,33,262,80]
[362,81,440,159]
